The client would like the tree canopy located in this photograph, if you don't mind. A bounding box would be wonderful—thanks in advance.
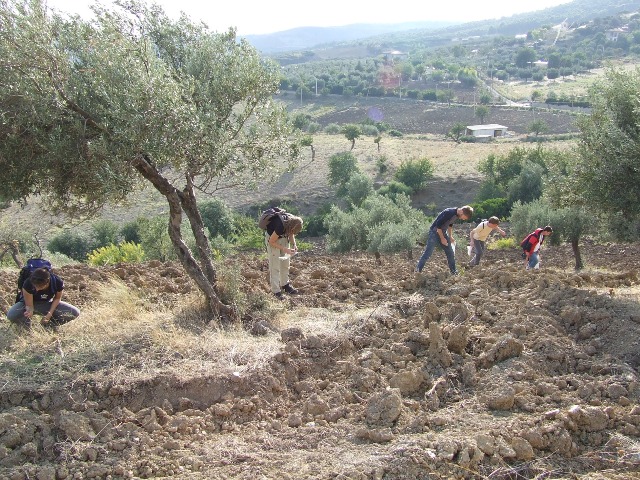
[575,67,640,218]
[0,0,299,317]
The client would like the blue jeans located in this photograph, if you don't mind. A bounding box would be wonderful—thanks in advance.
[527,252,540,269]
[416,230,456,274]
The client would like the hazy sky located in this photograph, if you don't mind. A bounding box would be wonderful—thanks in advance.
[45,0,574,35]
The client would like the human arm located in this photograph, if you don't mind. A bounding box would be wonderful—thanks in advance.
[41,291,63,324]
[22,290,35,318]
[269,232,294,255]
[289,233,298,253]
[447,224,454,245]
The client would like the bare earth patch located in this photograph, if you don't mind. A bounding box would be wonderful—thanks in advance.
[0,238,639,479]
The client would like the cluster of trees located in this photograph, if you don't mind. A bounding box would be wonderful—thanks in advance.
[277,9,640,107]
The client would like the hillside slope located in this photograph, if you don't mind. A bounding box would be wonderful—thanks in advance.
[0,240,638,479]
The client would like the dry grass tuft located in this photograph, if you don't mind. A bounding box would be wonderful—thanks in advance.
[0,279,287,390]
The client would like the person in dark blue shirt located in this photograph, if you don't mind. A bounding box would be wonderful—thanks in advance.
[416,205,473,274]
[7,267,80,329]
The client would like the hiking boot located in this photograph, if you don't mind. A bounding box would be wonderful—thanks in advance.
[282,283,299,295]
[274,291,285,300]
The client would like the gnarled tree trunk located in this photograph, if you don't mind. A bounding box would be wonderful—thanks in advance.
[132,155,235,320]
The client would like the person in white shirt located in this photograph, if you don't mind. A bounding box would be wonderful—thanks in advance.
[468,216,506,267]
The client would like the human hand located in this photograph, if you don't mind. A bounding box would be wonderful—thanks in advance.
[440,238,448,246]
[42,313,52,323]
[24,307,33,319]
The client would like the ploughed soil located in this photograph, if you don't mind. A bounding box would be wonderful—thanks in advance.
[0,236,639,479]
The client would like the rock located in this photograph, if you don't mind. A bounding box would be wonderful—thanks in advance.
[304,394,329,417]
[356,427,395,443]
[447,324,469,354]
[389,370,424,395]
[281,327,304,343]
[476,433,496,455]
[422,302,441,325]
[55,411,94,441]
[510,437,535,460]
[287,414,302,427]
[607,383,628,400]
[567,405,609,431]
[484,386,516,411]
[478,335,523,368]
[428,322,452,367]
[365,389,403,427]
[461,362,477,387]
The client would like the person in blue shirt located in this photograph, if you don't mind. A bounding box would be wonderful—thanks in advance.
[7,267,80,329]
[416,205,473,275]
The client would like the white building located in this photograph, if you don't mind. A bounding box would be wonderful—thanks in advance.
[466,124,508,139]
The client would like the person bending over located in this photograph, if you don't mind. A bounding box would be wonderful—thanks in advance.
[7,267,80,329]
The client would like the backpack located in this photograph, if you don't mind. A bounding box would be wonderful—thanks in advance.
[520,231,540,252]
[258,207,289,230]
[16,258,52,302]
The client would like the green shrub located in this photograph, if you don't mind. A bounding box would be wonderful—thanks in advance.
[376,155,389,174]
[507,161,545,206]
[388,129,403,137]
[324,123,341,134]
[47,231,92,261]
[87,242,145,266]
[120,219,142,244]
[344,173,373,207]
[470,198,510,221]
[92,220,120,249]
[306,122,321,134]
[394,158,434,193]
[377,180,413,200]
[200,198,235,239]
[360,124,379,136]
[137,217,176,261]
[329,152,360,196]
[474,179,507,203]
[301,203,333,237]
[41,250,76,266]
[230,213,265,250]
[325,193,425,255]
[487,237,517,250]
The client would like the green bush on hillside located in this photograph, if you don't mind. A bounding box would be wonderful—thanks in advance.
[377,180,413,201]
[87,242,145,266]
[200,198,235,239]
[393,158,434,193]
[47,231,92,262]
[471,198,510,221]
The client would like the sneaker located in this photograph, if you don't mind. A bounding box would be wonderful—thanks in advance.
[274,291,285,300]
[282,283,299,295]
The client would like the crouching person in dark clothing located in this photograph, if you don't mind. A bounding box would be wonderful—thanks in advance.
[7,268,80,329]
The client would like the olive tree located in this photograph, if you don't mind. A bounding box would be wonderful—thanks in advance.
[342,124,362,150]
[325,193,425,261]
[0,0,299,318]
[510,199,589,270]
[576,67,640,218]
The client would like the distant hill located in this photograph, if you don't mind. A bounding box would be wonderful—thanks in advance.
[243,21,456,54]
[245,0,640,57]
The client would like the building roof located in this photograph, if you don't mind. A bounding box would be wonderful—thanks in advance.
[466,124,508,130]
